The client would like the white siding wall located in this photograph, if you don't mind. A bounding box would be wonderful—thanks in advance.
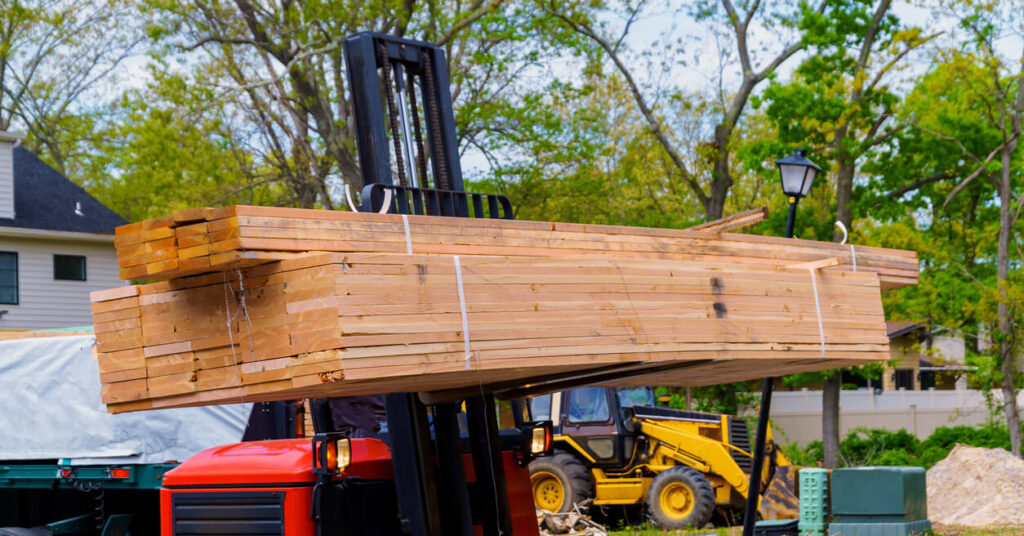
[0,140,13,219]
[0,237,123,329]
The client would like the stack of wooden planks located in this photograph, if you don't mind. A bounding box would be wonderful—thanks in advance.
[113,206,918,290]
[93,249,892,413]
[95,205,918,413]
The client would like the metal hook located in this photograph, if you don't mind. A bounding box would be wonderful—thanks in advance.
[344,184,359,212]
[834,221,849,245]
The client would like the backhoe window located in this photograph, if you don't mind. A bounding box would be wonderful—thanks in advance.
[567,388,610,423]
[528,394,552,421]
[616,387,654,408]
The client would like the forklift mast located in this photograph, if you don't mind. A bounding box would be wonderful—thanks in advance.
[343,32,514,536]
[345,32,512,220]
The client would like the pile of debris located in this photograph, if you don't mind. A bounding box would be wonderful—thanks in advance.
[537,501,607,535]
[927,444,1024,526]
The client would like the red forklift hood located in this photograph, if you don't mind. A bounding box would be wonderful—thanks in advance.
[162,438,394,487]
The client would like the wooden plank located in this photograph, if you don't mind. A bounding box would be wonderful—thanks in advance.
[90,286,139,303]
[113,206,918,289]
[93,251,894,412]
[688,207,769,233]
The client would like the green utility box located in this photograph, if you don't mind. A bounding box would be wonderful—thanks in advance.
[798,468,829,536]
[827,467,930,536]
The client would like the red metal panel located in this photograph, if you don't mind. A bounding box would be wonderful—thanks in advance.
[162,438,393,487]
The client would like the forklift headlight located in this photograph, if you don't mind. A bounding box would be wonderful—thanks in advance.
[336,438,351,472]
[313,433,351,475]
[529,423,552,455]
[529,427,546,455]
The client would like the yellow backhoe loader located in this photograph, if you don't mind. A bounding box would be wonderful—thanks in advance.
[524,386,798,529]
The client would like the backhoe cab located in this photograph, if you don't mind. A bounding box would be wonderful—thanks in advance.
[523,387,798,529]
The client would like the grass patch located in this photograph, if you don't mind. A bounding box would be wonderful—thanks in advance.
[608,525,1020,536]
[607,526,740,536]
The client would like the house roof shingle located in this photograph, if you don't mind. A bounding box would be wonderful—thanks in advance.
[0,147,126,234]
[886,320,926,339]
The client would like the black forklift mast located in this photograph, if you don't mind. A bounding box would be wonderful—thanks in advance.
[344,32,512,536]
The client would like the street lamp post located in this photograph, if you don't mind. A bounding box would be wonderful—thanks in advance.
[776,148,822,239]
[741,149,820,536]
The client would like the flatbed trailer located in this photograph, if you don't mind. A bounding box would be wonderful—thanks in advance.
[0,461,176,536]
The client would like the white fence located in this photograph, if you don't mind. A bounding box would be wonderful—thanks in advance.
[746,389,1019,445]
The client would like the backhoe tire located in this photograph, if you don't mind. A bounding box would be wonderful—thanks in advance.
[529,453,594,514]
[646,466,715,530]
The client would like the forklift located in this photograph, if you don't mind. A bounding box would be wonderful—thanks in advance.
[273,31,720,536]
[6,32,774,536]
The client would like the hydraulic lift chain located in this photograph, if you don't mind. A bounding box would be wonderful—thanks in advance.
[377,42,408,187]
[420,52,449,190]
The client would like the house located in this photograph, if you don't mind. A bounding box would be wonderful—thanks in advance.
[885,321,970,391]
[761,322,983,444]
[0,131,126,329]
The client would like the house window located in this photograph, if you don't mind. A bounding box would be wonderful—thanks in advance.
[54,254,87,281]
[894,369,915,390]
[0,252,17,304]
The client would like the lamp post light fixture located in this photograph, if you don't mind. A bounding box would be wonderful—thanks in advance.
[775,148,821,239]
[742,148,822,536]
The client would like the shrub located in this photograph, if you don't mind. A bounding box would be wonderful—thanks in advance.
[777,421,1016,468]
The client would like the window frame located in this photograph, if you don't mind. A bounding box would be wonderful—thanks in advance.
[0,251,17,305]
[53,254,87,282]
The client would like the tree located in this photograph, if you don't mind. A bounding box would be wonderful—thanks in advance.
[544,0,813,221]
[472,70,711,228]
[0,0,143,176]
[876,2,1024,455]
[84,64,292,221]
[756,0,932,468]
[128,0,590,210]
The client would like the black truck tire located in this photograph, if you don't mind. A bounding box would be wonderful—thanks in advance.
[529,453,594,514]
[0,528,51,536]
[646,466,715,529]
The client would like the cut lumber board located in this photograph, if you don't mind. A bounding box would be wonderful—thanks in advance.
[688,207,768,233]
[113,206,918,290]
[93,252,890,413]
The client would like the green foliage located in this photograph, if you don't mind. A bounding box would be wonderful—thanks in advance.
[654,383,759,416]
[781,422,1014,469]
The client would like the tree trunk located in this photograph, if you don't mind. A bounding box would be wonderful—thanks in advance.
[822,372,842,467]
[821,156,855,468]
[833,158,855,241]
[997,151,1021,457]
[707,124,734,221]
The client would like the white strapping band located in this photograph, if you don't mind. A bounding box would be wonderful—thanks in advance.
[401,214,413,255]
[809,268,826,359]
[850,244,858,272]
[453,255,472,370]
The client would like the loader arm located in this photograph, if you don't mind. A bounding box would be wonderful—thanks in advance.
[636,418,799,519]
[638,419,751,496]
